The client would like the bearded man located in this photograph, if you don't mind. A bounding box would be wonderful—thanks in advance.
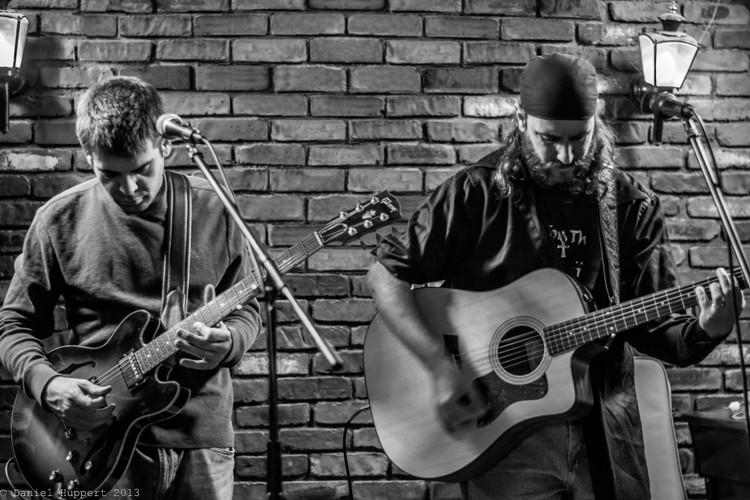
[366,53,744,499]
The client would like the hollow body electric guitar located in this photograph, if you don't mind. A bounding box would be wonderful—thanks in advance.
[364,267,746,482]
[10,192,401,496]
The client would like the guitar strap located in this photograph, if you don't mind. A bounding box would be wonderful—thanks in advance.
[161,171,193,318]
[597,164,620,305]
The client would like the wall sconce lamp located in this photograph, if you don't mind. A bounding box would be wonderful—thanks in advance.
[0,8,28,134]
[629,1,699,144]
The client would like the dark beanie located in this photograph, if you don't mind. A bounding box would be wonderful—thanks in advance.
[520,53,598,120]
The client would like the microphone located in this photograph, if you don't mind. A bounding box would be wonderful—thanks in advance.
[630,80,694,145]
[156,114,204,142]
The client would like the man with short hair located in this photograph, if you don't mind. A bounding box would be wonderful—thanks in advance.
[366,53,744,499]
[0,76,261,499]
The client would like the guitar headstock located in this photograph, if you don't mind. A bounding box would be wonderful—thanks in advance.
[319,191,402,245]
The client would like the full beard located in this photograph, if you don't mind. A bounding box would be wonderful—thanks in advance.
[520,133,597,195]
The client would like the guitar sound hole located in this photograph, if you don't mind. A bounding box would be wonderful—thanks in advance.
[496,326,545,377]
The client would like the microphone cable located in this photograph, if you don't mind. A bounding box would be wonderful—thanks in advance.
[343,405,371,500]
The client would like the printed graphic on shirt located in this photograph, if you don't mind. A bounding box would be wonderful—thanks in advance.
[547,224,589,279]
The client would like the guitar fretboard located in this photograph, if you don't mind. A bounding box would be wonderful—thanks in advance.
[545,268,747,355]
[130,232,325,375]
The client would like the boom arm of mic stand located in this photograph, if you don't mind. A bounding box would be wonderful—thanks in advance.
[184,143,343,370]
[682,113,750,285]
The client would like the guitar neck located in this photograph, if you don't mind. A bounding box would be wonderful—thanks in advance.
[546,268,747,355]
[134,232,324,374]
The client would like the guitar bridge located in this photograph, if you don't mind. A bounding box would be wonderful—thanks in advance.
[118,353,145,389]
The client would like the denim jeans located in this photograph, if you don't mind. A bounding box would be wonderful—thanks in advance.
[462,422,595,500]
[105,446,234,500]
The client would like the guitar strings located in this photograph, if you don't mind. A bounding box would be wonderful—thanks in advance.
[446,272,735,374]
[77,210,372,389]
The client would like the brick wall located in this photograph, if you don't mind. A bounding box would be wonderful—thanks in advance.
[0,0,748,498]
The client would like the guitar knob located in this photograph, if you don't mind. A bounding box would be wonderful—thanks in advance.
[67,479,79,490]
[66,450,78,462]
[64,428,77,440]
[84,460,94,471]
[49,470,63,482]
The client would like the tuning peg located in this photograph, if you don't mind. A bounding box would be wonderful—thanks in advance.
[363,220,373,229]
[355,203,364,212]
[339,210,348,219]
[379,213,390,222]
[370,195,380,204]
[347,227,358,236]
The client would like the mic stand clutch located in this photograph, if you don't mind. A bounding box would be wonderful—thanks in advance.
[184,142,343,500]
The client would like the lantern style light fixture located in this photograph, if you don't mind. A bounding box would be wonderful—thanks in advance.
[0,8,28,134]
[630,1,699,144]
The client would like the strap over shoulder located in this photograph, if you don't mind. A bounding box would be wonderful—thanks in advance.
[161,171,193,318]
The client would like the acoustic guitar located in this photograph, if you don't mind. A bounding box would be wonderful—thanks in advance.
[364,266,745,481]
[10,192,401,496]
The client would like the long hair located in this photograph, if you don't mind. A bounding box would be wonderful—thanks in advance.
[76,76,164,157]
[495,111,617,199]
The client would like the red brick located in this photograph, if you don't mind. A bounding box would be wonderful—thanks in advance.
[616,146,684,169]
[463,96,516,117]
[348,168,422,193]
[688,148,750,170]
[347,14,422,37]
[502,18,574,41]
[119,65,191,90]
[662,218,721,242]
[156,0,228,11]
[667,368,722,391]
[352,481,427,500]
[195,65,270,91]
[612,121,649,144]
[10,95,73,118]
[164,144,232,167]
[685,3,749,25]
[41,13,117,36]
[721,173,750,196]
[310,38,382,63]
[349,120,422,141]
[12,0,77,6]
[577,21,641,46]
[274,66,347,92]
[311,451,387,476]
[308,248,374,271]
[0,177,31,197]
[271,120,345,142]
[279,428,343,451]
[25,37,76,61]
[427,120,498,143]
[692,50,750,73]
[715,29,750,49]
[270,168,345,192]
[234,430,268,453]
[387,96,461,117]
[284,274,349,297]
[610,1,674,22]
[267,224,324,246]
[386,40,461,65]
[680,74,713,96]
[465,42,535,64]
[425,16,499,39]
[78,40,152,62]
[157,39,228,61]
[0,122,32,144]
[232,39,307,63]
[388,144,456,165]
[390,0,460,12]
[424,67,499,94]
[457,144,498,164]
[0,149,72,172]
[465,0,536,16]
[310,96,384,117]
[161,92,230,115]
[236,144,305,166]
[223,168,268,191]
[309,0,385,8]
[308,145,383,166]
[234,0,304,8]
[33,119,78,146]
[235,94,308,116]
[270,13,345,35]
[280,376,351,400]
[716,74,750,97]
[0,201,44,225]
[425,167,460,191]
[119,14,191,37]
[717,124,750,147]
[191,118,267,142]
[194,14,267,36]
[236,403,309,427]
[79,0,153,12]
[687,198,750,219]
[350,66,421,94]
[540,0,600,19]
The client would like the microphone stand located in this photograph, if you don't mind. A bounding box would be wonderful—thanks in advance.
[183,141,343,500]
